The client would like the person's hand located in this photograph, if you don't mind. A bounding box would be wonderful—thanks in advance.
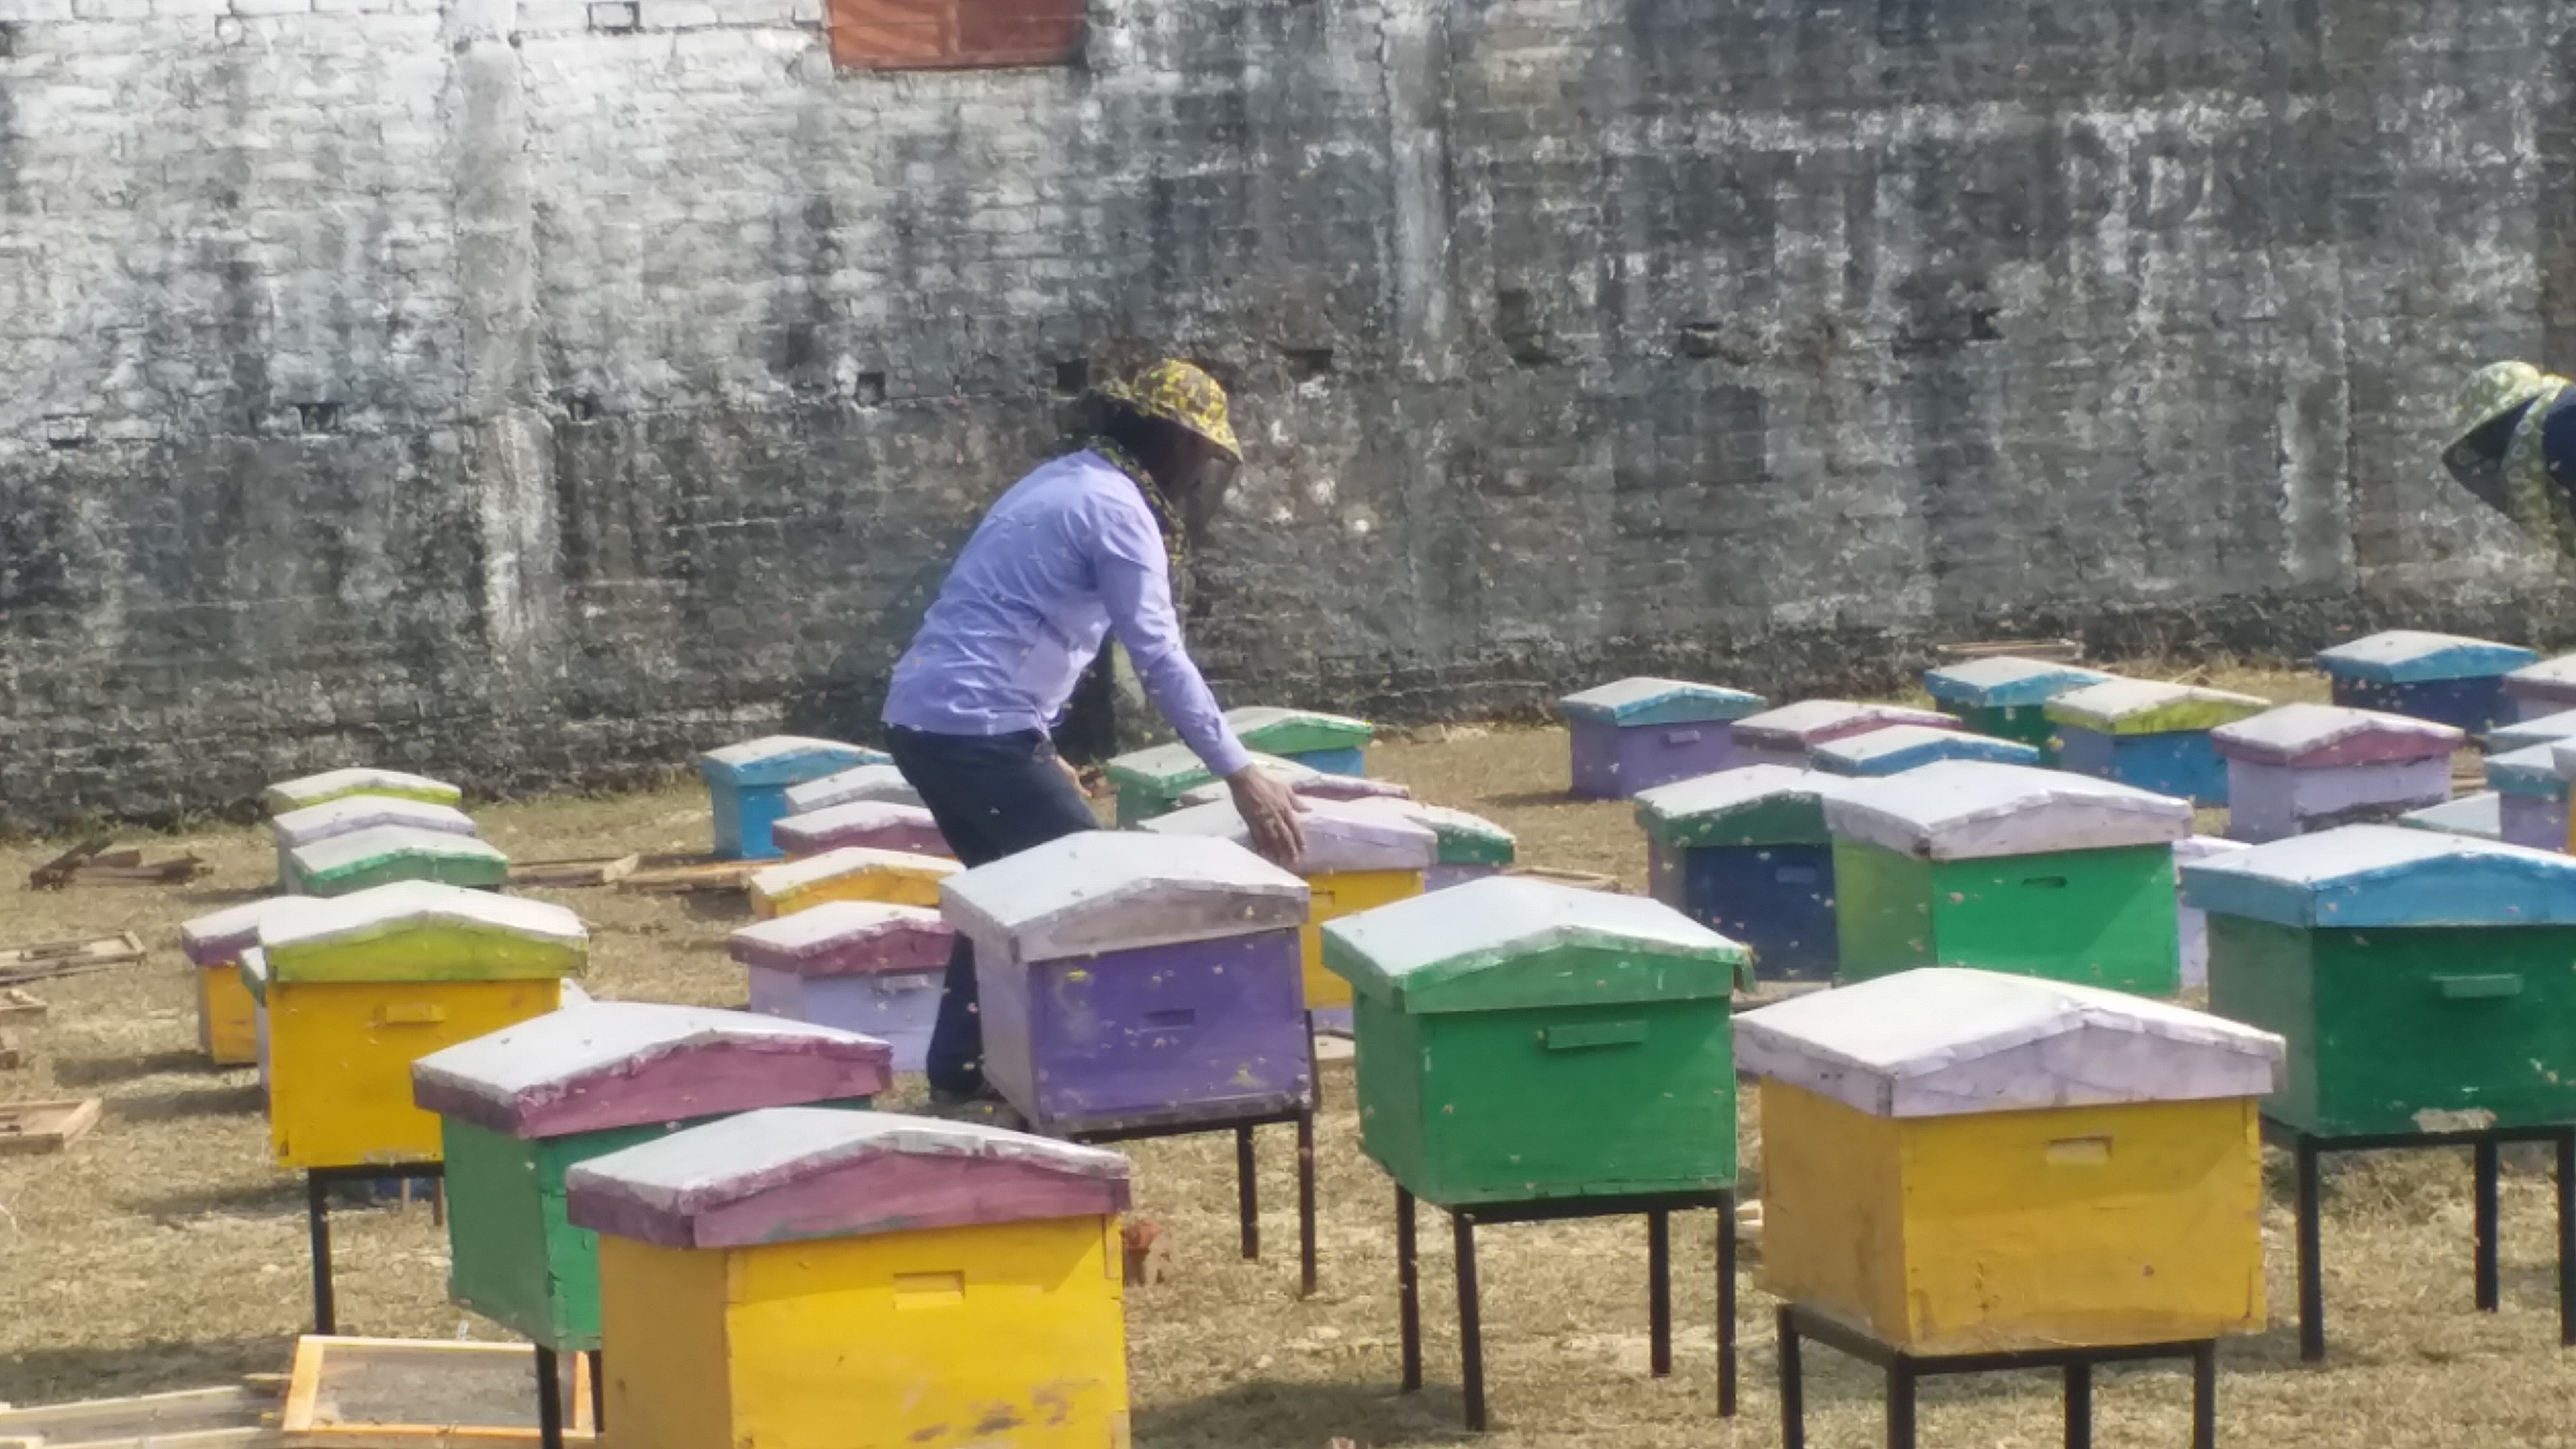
[1050,753,1091,798]
[1228,766,1308,869]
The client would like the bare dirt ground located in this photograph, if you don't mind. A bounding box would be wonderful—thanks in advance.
[10,661,2576,1447]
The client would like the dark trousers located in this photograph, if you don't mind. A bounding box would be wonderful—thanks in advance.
[885,725,1099,1096]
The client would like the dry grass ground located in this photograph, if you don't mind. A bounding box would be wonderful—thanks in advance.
[7,660,2574,1446]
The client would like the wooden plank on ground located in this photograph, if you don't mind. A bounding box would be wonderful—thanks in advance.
[0,1030,20,1071]
[27,836,113,891]
[0,1382,279,1448]
[64,855,206,887]
[1935,637,2085,663]
[508,853,642,889]
[1503,865,1625,894]
[0,1097,102,1156]
[617,858,760,895]
[0,932,146,971]
[0,989,48,1023]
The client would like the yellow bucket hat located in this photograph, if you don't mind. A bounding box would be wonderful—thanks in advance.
[1097,359,1240,462]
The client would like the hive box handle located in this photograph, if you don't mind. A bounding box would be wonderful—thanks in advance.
[2021,875,2070,889]
[1544,1020,1649,1051]
[1660,728,1703,745]
[2437,973,2523,1000]
[2045,1135,2112,1166]
[375,1002,447,1026]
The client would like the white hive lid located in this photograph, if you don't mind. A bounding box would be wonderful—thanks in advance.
[782,764,922,815]
[271,795,478,847]
[940,832,1308,963]
[1137,795,1437,873]
[1822,760,2191,860]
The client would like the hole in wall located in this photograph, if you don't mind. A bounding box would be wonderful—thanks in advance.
[556,391,601,423]
[0,23,20,58]
[295,401,342,434]
[1284,347,1334,380]
[1053,359,1090,395]
[852,372,888,407]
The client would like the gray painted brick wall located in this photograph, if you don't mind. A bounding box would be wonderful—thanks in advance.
[1,0,2570,822]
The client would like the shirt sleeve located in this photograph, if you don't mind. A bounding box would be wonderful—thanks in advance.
[1090,495,1254,779]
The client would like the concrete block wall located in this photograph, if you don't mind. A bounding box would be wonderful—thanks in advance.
[0,0,2570,820]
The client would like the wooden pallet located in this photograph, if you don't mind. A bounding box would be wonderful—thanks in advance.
[616,858,761,895]
[1935,637,2086,664]
[1,932,146,972]
[0,989,48,1024]
[0,1098,101,1157]
[506,853,641,889]
[280,1337,594,1447]
[0,1030,20,1071]
[0,1382,280,1448]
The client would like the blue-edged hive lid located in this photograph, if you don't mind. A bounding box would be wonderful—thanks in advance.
[2488,743,2567,800]
[2180,824,2576,928]
[1921,656,2113,708]
[1633,765,1855,847]
[1811,724,2042,776]
[1824,760,2191,862]
[2313,630,2537,684]
[2488,708,2576,753]
[2398,792,2504,841]
[699,736,884,789]
[1730,700,1958,751]
[1557,677,1765,727]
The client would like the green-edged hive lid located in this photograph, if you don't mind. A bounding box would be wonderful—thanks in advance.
[1633,765,1851,847]
[1322,875,1745,1014]
[288,825,510,896]
[1223,706,1375,757]
[2042,679,2272,736]
[1104,744,1309,797]
[257,880,588,983]
[1337,798,1517,866]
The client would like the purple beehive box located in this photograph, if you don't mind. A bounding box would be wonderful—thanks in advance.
[1729,700,1962,770]
[2210,704,2464,844]
[940,832,1312,1135]
[727,901,955,1074]
[2506,656,2576,724]
[773,799,953,859]
[1558,677,1767,799]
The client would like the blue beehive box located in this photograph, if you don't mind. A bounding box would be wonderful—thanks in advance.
[700,736,888,861]
[1729,700,1962,770]
[1221,706,1375,778]
[1558,677,1766,799]
[2043,679,2271,807]
[2502,655,2576,724]
[2487,744,2569,853]
[1921,657,2115,764]
[1635,765,1851,982]
[2315,631,2537,735]
[2398,792,2505,842]
[2488,707,2576,754]
[1810,724,2041,778]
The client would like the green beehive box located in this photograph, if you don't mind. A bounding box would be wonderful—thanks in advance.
[1322,876,1747,1206]
[1921,656,2116,760]
[410,1002,891,1349]
[1824,761,2193,993]
[2182,825,2576,1137]
[1102,744,1317,827]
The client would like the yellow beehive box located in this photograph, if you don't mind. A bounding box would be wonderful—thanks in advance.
[749,847,960,920]
[255,882,587,1169]
[1735,967,2284,1355]
[1140,797,1438,1014]
[180,897,325,1068]
[567,1108,1134,1449]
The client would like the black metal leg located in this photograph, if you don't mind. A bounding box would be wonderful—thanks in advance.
[1777,1306,1804,1449]
[1887,1359,1917,1449]
[1305,1010,1324,1111]
[1236,1125,1259,1261]
[1720,1196,1739,1418]
[2560,1132,2575,1347]
[588,1349,605,1430]
[1648,1209,1672,1378]
[2477,1139,2502,1311]
[1456,1214,1486,1432]
[305,1172,336,1336]
[2191,1340,2217,1449]
[534,1346,564,1449]
[1296,1109,1318,1298]
[2296,1135,2323,1362]
[2063,1361,2091,1449]
[1397,1187,1420,1393]
[431,1177,447,1229]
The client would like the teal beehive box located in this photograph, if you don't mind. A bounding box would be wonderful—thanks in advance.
[1106,745,1317,826]
[1323,877,1747,1205]
[1921,657,2115,762]
[2487,708,2576,754]
[700,736,886,861]
[1810,724,2042,777]
[2185,826,2576,1137]
[411,1001,892,1350]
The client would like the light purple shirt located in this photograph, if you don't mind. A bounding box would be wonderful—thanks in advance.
[882,449,1252,778]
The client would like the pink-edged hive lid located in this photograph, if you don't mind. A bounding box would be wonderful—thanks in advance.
[180,895,329,967]
[772,799,953,859]
[726,901,955,978]
[564,1107,1132,1249]
[2210,703,2464,767]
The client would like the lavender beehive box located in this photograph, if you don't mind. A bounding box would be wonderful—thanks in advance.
[1557,678,1766,799]
[1729,701,1961,770]
[2506,656,2576,723]
[2211,704,2464,844]
[728,901,956,1074]
[2316,631,2536,735]
[941,832,1311,1134]
[2487,743,2569,852]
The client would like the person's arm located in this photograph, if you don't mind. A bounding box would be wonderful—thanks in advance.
[1091,500,1253,779]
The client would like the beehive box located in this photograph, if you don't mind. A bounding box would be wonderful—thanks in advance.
[699,736,884,861]
[266,768,463,816]
[772,800,953,859]
[2318,630,2537,733]
[1728,700,1960,770]
[2186,825,2576,1137]
[181,897,324,1067]
[781,762,919,816]
[944,832,1310,1134]
[1738,967,2281,1355]
[729,902,954,1074]
[2488,706,2576,753]
[2485,742,2569,851]
[1104,744,1315,827]
[1921,657,2115,761]
[567,1110,1133,1449]
[256,882,585,1169]
[2505,655,2576,723]
[2173,836,2248,991]
[1810,723,2042,777]
[1173,764,1408,811]
[2045,679,2271,807]
[413,1002,892,1351]
[1323,877,1746,1205]
[1339,798,1517,891]
[287,826,510,898]
[2211,704,2464,843]
[1826,761,2193,993]
[2398,791,2505,841]
[1557,677,1766,799]
[1141,797,1437,1017]
[748,847,960,920]
[1635,765,1850,983]
[1223,705,1376,776]
[272,797,480,893]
